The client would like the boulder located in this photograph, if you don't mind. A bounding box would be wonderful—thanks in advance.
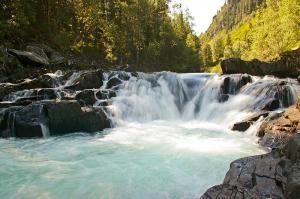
[201,150,285,199]
[219,74,252,102]
[0,100,110,138]
[44,101,110,135]
[65,70,103,90]
[262,98,280,111]
[27,44,66,65]
[96,90,116,99]
[232,112,270,132]
[7,49,50,66]
[75,90,97,106]
[106,77,123,89]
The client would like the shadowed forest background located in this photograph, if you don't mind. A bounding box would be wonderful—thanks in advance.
[0,0,299,72]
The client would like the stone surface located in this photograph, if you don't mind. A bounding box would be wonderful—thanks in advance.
[201,136,300,199]
[258,106,300,148]
[75,90,97,106]
[65,70,103,90]
[106,77,123,89]
[232,112,269,132]
[0,100,110,138]
[7,49,50,66]
[221,48,300,78]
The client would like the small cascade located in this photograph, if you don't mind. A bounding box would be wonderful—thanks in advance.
[40,123,50,138]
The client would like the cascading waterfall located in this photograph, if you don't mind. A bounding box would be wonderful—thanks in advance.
[0,71,299,199]
[105,72,298,128]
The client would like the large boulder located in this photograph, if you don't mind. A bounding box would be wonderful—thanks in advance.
[27,44,66,65]
[44,100,110,135]
[75,90,97,106]
[221,48,300,78]
[7,49,50,66]
[201,135,300,199]
[0,100,110,138]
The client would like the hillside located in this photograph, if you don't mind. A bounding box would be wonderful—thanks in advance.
[200,0,300,66]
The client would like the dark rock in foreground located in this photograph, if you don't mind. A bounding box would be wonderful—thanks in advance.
[232,111,270,132]
[221,48,300,78]
[0,100,110,138]
[201,135,300,199]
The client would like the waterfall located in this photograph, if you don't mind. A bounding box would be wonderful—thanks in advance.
[103,72,299,128]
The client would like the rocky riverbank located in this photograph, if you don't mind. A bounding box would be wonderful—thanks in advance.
[201,103,300,198]
[0,69,135,138]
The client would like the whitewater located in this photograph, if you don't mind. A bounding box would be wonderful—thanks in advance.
[0,72,298,198]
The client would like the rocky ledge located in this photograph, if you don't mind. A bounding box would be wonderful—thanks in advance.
[0,69,132,138]
[221,48,300,78]
[201,102,300,198]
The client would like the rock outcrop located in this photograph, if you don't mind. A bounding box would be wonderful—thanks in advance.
[257,106,300,149]
[201,135,300,199]
[0,100,110,138]
[221,48,300,78]
[7,44,66,67]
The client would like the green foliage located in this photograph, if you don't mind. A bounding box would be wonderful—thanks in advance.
[0,0,201,72]
[201,0,300,63]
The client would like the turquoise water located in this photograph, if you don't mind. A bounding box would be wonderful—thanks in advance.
[0,120,264,199]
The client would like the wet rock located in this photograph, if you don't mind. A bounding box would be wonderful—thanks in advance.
[262,98,280,111]
[75,90,96,106]
[37,88,57,100]
[232,112,269,132]
[0,75,58,100]
[0,104,46,138]
[44,100,110,135]
[106,77,123,89]
[219,74,252,102]
[0,100,110,138]
[95,90,116,99]
[65,70,103,90]
[218,94,229,103]
[298,76,300,84]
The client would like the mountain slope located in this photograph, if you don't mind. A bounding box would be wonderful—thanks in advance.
[200,0,300,66]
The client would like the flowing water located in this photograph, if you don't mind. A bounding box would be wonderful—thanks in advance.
[0,72,299,199]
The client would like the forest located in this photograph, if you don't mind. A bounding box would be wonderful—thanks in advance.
[0,0,200,72]
[0,0,299,72]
